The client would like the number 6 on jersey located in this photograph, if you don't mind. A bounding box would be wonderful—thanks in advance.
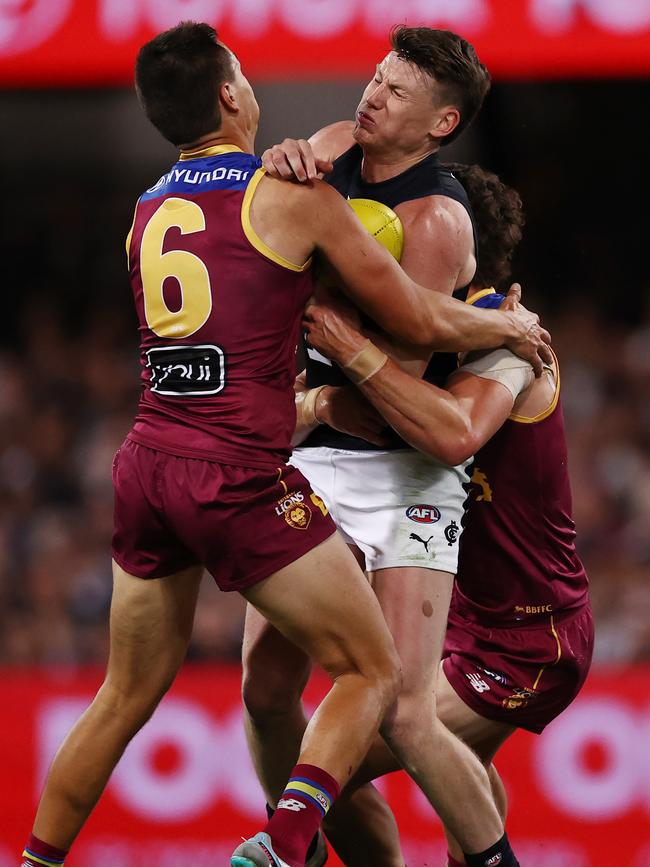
[140,197,212,339]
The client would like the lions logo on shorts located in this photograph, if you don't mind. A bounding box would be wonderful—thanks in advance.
[276,490,312,530]
[285,503,311,530]
[503,686,536,710]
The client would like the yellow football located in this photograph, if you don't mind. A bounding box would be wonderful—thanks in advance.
[348,198,404,262]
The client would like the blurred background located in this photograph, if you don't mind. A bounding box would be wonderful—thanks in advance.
[0,1,648,865]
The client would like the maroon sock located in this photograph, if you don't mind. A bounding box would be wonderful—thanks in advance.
[263,763,339,866]
[448,855,466,867]
[22,834,68,866]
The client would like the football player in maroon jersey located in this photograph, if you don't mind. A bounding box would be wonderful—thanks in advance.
[302,164,593,867]
[20,24,550,867]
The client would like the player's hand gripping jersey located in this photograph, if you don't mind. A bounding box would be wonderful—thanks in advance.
[126,146,314,469]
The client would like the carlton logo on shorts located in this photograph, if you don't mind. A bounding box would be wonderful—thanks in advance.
[405,504,441,524]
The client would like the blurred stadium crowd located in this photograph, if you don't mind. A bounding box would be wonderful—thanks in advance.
[1,291,649,666]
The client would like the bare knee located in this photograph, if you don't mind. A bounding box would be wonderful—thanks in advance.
[242,648,310,722]
[380,686,436,751]
[326,642,402,717]
[95,674,172,732]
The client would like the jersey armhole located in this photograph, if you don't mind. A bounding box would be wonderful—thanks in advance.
[241,169,312,273]
[125,199,139,266]
[509,350,560,424]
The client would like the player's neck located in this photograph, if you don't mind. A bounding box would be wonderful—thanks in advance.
[180,128,255,157]
[360,143,438,183]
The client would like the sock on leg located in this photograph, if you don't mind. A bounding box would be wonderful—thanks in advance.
[263,764,339,866]
[22,835,68,867]
[266,803,321,863]
[464,834,519,867]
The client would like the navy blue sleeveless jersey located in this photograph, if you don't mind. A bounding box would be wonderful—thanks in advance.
[301,144,479,452]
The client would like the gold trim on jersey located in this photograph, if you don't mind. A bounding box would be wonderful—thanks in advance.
[179,144,243,160]
[466,286,496,306]
[125,199,139,265]
[509,348,560,424]
[241,168,312,273]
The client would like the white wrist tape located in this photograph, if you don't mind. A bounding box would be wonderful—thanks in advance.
[296,385,327,426]
[458,348,535,400]
[343,340,388,386]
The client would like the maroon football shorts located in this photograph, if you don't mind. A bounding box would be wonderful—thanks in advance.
[112,438,336,592]
[442,603,594,734]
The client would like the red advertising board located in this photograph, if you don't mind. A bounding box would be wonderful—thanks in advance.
[0,664,648,866]
[0,0,649,87]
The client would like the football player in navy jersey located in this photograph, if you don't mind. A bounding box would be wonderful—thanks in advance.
[243,27,527,867]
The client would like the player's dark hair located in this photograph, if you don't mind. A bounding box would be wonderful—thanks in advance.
[135,21,234,146]
[390,26,490,145]
[446,163,525,288]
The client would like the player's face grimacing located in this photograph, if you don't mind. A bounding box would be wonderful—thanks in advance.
[354,52,460,157]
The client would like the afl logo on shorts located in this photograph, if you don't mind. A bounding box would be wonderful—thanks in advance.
[406,504,441,524]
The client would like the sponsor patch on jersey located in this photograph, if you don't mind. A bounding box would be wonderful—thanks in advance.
[146,344,225,396]
[405,504,441,524]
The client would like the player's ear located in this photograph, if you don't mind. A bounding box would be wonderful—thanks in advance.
[431,106,460,141]
[219,81,239,115]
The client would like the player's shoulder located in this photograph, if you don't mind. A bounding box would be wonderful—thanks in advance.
[255,172,340,222]
[309,121,356,163]
[395,194,473,240]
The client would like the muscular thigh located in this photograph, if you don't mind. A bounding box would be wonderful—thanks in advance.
[436,663,514,763]
[106,561,203,695]
[371,566,453,695]
[243,532,397,681]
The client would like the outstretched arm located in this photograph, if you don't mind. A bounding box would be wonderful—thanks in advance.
[302,295,530,465]
[251,173,552,369]
[305,180,550,367]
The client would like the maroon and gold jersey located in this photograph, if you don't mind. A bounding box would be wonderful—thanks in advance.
[454,369,589,625]
[125,145,313,470]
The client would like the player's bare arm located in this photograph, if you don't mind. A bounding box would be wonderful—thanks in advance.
[293,368,389,448]
[368,194,476,376]
[293,192,477,444]
[249,174,552,367]
[303,295,560,466]
[262,121,355,181]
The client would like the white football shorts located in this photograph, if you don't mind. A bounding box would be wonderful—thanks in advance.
[290,446,470,574]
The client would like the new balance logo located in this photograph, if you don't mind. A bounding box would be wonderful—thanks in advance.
[409,533,434,552]
[466,672,490,693]
[277,798,307,812]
